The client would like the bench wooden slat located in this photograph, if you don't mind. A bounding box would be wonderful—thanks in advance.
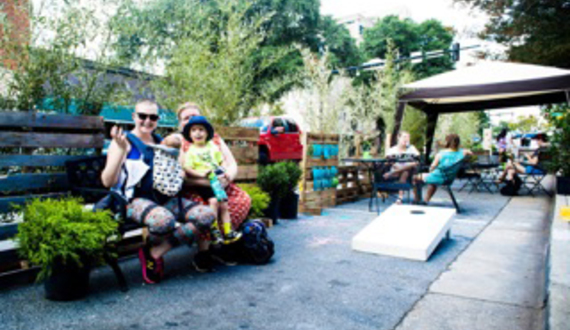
[215,126,259,141]
[0,132,105,148]
[0,224,18,241]
[0,111,104,130]
[0,192,69,213]
[230,146,258,164]
[235,165,258,181]
[0,155,90,168]
[0,174,69,194]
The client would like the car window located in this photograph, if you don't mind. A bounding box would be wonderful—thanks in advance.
[285,119,298,133]
[239,118,269,132]
[273,118,286,129]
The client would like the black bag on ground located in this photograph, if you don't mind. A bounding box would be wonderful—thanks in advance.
[235,220,275,265]
[500,174,522,196]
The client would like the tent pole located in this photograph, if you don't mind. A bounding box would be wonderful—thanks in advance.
[391,102,406,147]
[425,112,439,164]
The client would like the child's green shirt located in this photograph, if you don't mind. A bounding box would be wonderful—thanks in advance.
[184,141,223,172]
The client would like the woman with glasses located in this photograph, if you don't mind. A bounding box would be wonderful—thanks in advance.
[163,102,251,272]
[101,99,216,284]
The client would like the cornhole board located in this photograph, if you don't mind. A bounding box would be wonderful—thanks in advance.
[352,205,456,261]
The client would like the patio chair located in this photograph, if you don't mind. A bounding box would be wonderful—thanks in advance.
[369,157,421,214]
[519,152,552,197]
[457,161,481,193]
[428,158,466,214]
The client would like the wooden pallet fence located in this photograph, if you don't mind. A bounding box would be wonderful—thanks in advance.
[218,126,259,182]
[335,165,373,205]
[299,132,340,215]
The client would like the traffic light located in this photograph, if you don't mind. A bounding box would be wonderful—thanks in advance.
[451,43,460,62]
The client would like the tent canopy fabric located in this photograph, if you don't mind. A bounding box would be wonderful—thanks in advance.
[400,61,570,114]
[393,61,570,158]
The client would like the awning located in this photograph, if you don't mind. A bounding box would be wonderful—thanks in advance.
[38,97,177,127]
[400,61,570,114]
[393,61,570,158]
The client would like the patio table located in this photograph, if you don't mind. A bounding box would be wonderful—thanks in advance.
[343,157,423,212]
[460,163,501,193]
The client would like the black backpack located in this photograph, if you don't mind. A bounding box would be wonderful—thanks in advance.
[500,174,522,196]
[236,220,275,265]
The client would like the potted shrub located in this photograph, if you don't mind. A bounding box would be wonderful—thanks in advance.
[16,197,118,301]
[546,107,570,194]
[279,162,302,219]
[257,163,289,223]
[237,184,270,219]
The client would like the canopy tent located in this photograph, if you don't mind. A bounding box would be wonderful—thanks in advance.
[392,61,570,159]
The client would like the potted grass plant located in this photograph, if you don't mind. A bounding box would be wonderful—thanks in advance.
[16,197,118,301]
[279,162,302,219]
[257,163,289,223]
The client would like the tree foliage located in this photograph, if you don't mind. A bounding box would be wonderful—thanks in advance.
[111,0,322,106]
[154,0,289,125]
[318,15,362,68]
[0,0,127,114]
[361,15,455,79]
[455,0,570,68]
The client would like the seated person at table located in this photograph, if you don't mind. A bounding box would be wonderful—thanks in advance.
[414,134,472,204]
[497,133,549,183]
[382,131,420,204]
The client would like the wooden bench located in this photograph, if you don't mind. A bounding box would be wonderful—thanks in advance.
[0,111,260,288]
[0,111,117,285]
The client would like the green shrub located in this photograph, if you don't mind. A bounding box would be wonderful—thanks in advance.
[257,163,289,199]
[281,161,302,193]
[16,197,118,281]
[238,184,270,219]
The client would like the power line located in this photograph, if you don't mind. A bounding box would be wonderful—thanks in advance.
[331,43,480,74]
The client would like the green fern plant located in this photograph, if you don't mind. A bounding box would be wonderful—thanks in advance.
[237,184,270,219]
[16,197,118,281]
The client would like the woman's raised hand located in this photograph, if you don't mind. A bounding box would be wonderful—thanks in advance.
[110,125,129,151]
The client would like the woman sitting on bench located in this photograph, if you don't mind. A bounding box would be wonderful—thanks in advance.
[101,99,216,285]
[414,134,472,204]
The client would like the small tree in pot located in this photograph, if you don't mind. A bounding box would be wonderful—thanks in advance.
[257,163,289,223]
[545,105,570,194]
[279,162,302,219]
[16,198,118,301]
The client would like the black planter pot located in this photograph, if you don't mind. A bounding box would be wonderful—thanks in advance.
[263,197,281,224]
[557,176,570,195]
[279,192,299,219]
[44,257,91,301]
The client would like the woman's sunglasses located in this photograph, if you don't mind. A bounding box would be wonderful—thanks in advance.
[136,113,159,122]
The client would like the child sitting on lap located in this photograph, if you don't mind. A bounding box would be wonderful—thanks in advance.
[182,116,241,245]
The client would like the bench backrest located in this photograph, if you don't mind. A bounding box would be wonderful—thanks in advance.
[215,126,259,182]
[439,158,465,186]
[0,111,105,238]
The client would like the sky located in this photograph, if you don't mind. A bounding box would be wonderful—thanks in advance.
[320,0,500,66]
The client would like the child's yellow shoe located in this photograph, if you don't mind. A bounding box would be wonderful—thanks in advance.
[223,230,242,244]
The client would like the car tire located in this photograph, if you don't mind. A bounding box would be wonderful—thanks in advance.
[259,149,270,165]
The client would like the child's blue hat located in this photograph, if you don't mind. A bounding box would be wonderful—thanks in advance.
[182,115,214,142]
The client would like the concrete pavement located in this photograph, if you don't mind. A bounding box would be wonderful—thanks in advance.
[0,189,553,330]
[396,196,551,330]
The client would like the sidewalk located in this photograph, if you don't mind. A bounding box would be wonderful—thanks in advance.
[396,196,551,330]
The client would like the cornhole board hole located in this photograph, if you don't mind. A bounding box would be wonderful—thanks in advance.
[352,205,456,261]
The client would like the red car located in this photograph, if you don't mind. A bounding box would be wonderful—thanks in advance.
[238,116,304,163]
